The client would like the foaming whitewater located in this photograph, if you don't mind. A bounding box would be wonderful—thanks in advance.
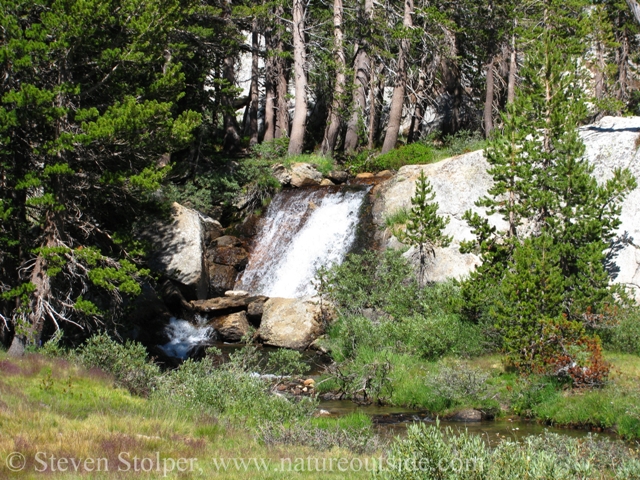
[237,186,368,297]
[159,315,214,359]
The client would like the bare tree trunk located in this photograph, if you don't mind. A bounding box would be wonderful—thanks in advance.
[594,38,606,102]
[441,29,462,135]
[274,15,290,140]
[221,0,241,152]
[321,0,346,156]
[626,0,640,25]
[507,27,517,105]
[344,0,373,153]
[288,0,308,155]
[367,62,380,150]
[381,0,413,154]
[616,32,629,102]
[483,57,495,138]
[408,75,426,143]
[264,45,276,142]
[222,55,241,153]
[275,58,289,139]
[8,217,57,357]
[249,22,260,146]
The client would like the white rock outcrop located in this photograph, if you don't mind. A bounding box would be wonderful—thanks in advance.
[376,116,640,296]
[579,117,640,296]
[148,203,221,299]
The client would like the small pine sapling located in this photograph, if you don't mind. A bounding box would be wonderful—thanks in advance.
[397,170,451,286]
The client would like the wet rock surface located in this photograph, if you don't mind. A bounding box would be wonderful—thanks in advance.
[208,264,238,297]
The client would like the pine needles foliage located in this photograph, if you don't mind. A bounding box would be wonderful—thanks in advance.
[460,2,636,386]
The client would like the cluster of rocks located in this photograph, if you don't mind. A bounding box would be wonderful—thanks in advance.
[133,161,357,358]
[275,378,316,397]
[132,198,333,356]
[190,293,330,350]
[273,162,349,188]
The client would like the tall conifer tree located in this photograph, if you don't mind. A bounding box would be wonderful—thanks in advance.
[461,0,636,382]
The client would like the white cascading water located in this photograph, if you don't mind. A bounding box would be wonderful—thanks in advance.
[159,315,214,359]
[237,186,368,297]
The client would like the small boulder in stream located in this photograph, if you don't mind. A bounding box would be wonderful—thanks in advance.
[449,409,482,422]
[212,311,251,342]
[258,298,325,350]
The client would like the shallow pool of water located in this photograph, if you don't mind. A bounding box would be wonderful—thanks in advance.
[318,399,617,445]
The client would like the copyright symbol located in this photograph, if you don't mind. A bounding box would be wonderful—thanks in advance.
[6,452,26,472]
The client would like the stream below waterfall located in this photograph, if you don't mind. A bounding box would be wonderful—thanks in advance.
[316,399,618,445]
[158,330,618,444]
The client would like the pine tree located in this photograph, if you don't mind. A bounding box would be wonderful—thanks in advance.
[0,0,201,354]
[399,170,451,286]
[460,1,636,383]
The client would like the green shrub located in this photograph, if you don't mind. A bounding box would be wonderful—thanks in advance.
[382,422,640,479]
[384,207,411,229]
[342,150,375,175]
[156,353,316,425]
[78,333,160,397]
[265,348,309,377]
[606,307,640,356]
[380,313,462,360]
[40,329,67,358]
[322,348,394,404]
[317,249,419,318]
[372,143,437,171]
[258,412,383,454]
[163,169,240,217]
[283,153,335,176]
[425,360,492,406]
[251,137,289,160]
[440,129,486,157]
[511,378,561,417]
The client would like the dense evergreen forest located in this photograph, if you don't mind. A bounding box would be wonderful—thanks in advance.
[1,0,640,354]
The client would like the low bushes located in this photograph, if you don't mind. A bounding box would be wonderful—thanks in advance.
[155,348,316,426]
[382,422,640,479]
[605,307,640,356]
[343,131,486,174]
[77,332,160,397]
[258,412,383,454]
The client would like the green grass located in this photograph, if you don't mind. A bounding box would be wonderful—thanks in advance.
[316,347,640,440]
[343,131,488,174]
[0,353,372,479]
[283,154,336,176]
[383,207,410,230]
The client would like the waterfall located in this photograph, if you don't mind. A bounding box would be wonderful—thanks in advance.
[237,186,368,298]
[159,315,214,359]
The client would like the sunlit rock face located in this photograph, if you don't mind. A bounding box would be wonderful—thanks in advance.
[375,116,640,297]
